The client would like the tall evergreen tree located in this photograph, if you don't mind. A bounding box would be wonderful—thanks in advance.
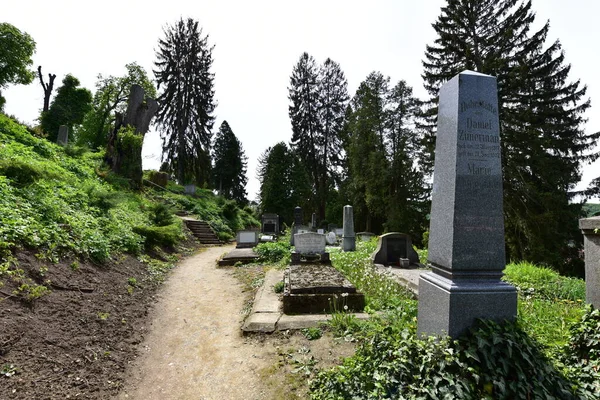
[288,52,321,214]
[257,142,311,225]
[423,0,598,273]
[40,74,92,142]
[154,17,216,186]
[212,121,248,203]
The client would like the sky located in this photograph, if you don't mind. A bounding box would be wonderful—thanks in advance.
[3,0,600,201]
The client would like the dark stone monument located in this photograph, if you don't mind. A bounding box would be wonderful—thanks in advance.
[417,70,517,339]
[56,125,69,146]
[372,232,420,267]
[342,205,355,251]
[261,213,279,235]
[579,217,600,308]
[311,213,317,230]
[294,206,303,226]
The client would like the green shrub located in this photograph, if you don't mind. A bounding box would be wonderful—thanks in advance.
[254,241,291,264]
[273,280,284,293]
[504,262,585,301]
[148,202,175,226]
[302,327,323,341]
[133,221,184,248]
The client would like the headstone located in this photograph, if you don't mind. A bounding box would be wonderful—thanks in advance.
[261,213,279,235]
[357,232,375,242]
[236,230,259,249]
[294,206,303,226]
[342,205,355,251]
[579,217,600,308]
[372,232,420,267]
[334,228,344,237]
[317,229,324,234]
[184,184,196,195]
[294,232,326,254]
[56,125,69,146]
[296,225,311,234]
[311,213,317,230]
[325,231,337,245]
[417,70,517,339]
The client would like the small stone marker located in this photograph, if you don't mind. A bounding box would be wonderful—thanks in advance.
[317,229,324,234]
[236,230,259,249]
[311,213,317,230]
[325,231,336,245]
[342,205,355,251]
[417,70,517,339]
[261,213,279,234]
[294,206,303,226]
[372,232,420,267]
[56,125,69,146]
[184,184,196,195]
[579,217,600,308]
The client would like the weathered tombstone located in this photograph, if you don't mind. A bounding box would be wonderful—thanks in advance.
[317,229,324,234]
[372,233,420,267]
[342,205,355,251]
[294,206,303,226]
[56,125,69,146]
[579,217,600,308]
[325,231,337,245]
[291,232,329,264]
[261,213,279,235]
[311,213,317,230]
[184,184,196,195]
[417,70,517,339]
[357,232,375,242]
[236,230,259,249]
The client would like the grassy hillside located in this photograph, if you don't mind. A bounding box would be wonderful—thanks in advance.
[0,113,257,293]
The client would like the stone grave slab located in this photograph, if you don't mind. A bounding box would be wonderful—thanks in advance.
[292,232,329,264]
[283,264,364,314]
[218,248,259,266]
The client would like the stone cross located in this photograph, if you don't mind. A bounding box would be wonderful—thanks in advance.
[342,205,355,251]
[417,70,517,338]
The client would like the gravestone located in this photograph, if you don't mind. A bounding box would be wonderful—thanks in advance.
[311,213,317,230]
[417,70,517,339]
[325,231,337,245]
[294,206,303,226]
[291,232,329,264]
[184,184,196,195]
[579,217,600,308]
[236,230,259,249]
[317,229,324,234]
[261,213,279,235]
[357,232,375,242]
[334,228,344,237]
[342,205,355,251]
[372,233,420,267]
[56,125,69,146]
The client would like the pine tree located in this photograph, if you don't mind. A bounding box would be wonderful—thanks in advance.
[423,0,598,273]
[154,18,216,186]
[212,121,248,204]
[288,53,321,213]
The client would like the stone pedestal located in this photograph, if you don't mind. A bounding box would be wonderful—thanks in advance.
[579,217,600,308]
[342,205,355,252]
[417,70,516,339]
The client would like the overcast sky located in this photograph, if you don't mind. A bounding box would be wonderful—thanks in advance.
[4,0,600,201]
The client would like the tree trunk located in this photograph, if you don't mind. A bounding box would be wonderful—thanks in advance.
[105,85,159,189]
[37,66,56,113]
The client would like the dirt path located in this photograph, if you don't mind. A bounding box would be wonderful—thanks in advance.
[117,245,277,400]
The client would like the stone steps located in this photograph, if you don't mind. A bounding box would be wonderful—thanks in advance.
[182,219,221,245]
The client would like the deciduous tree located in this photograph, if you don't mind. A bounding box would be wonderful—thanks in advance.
[0,23,36,111]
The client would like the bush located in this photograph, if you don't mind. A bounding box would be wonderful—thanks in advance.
[254,241,291,264]
[133,221,184,248]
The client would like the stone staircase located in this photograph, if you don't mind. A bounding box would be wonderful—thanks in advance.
[182,218,221,245]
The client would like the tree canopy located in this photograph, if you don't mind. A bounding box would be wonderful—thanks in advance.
[0,23,36,110]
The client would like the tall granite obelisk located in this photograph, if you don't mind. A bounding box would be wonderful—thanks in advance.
[417,70,517,338]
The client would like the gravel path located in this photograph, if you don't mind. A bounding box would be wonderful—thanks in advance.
[117,245,276,400]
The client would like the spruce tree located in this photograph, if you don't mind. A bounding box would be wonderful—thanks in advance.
[288,52,321,213]
[212,121,248,203]
[423,0,598,273]
[154,18,216,186]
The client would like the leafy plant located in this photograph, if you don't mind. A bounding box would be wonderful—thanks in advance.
[302,327,322,341]
[273,280,284,293]
[255,241,291,264]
